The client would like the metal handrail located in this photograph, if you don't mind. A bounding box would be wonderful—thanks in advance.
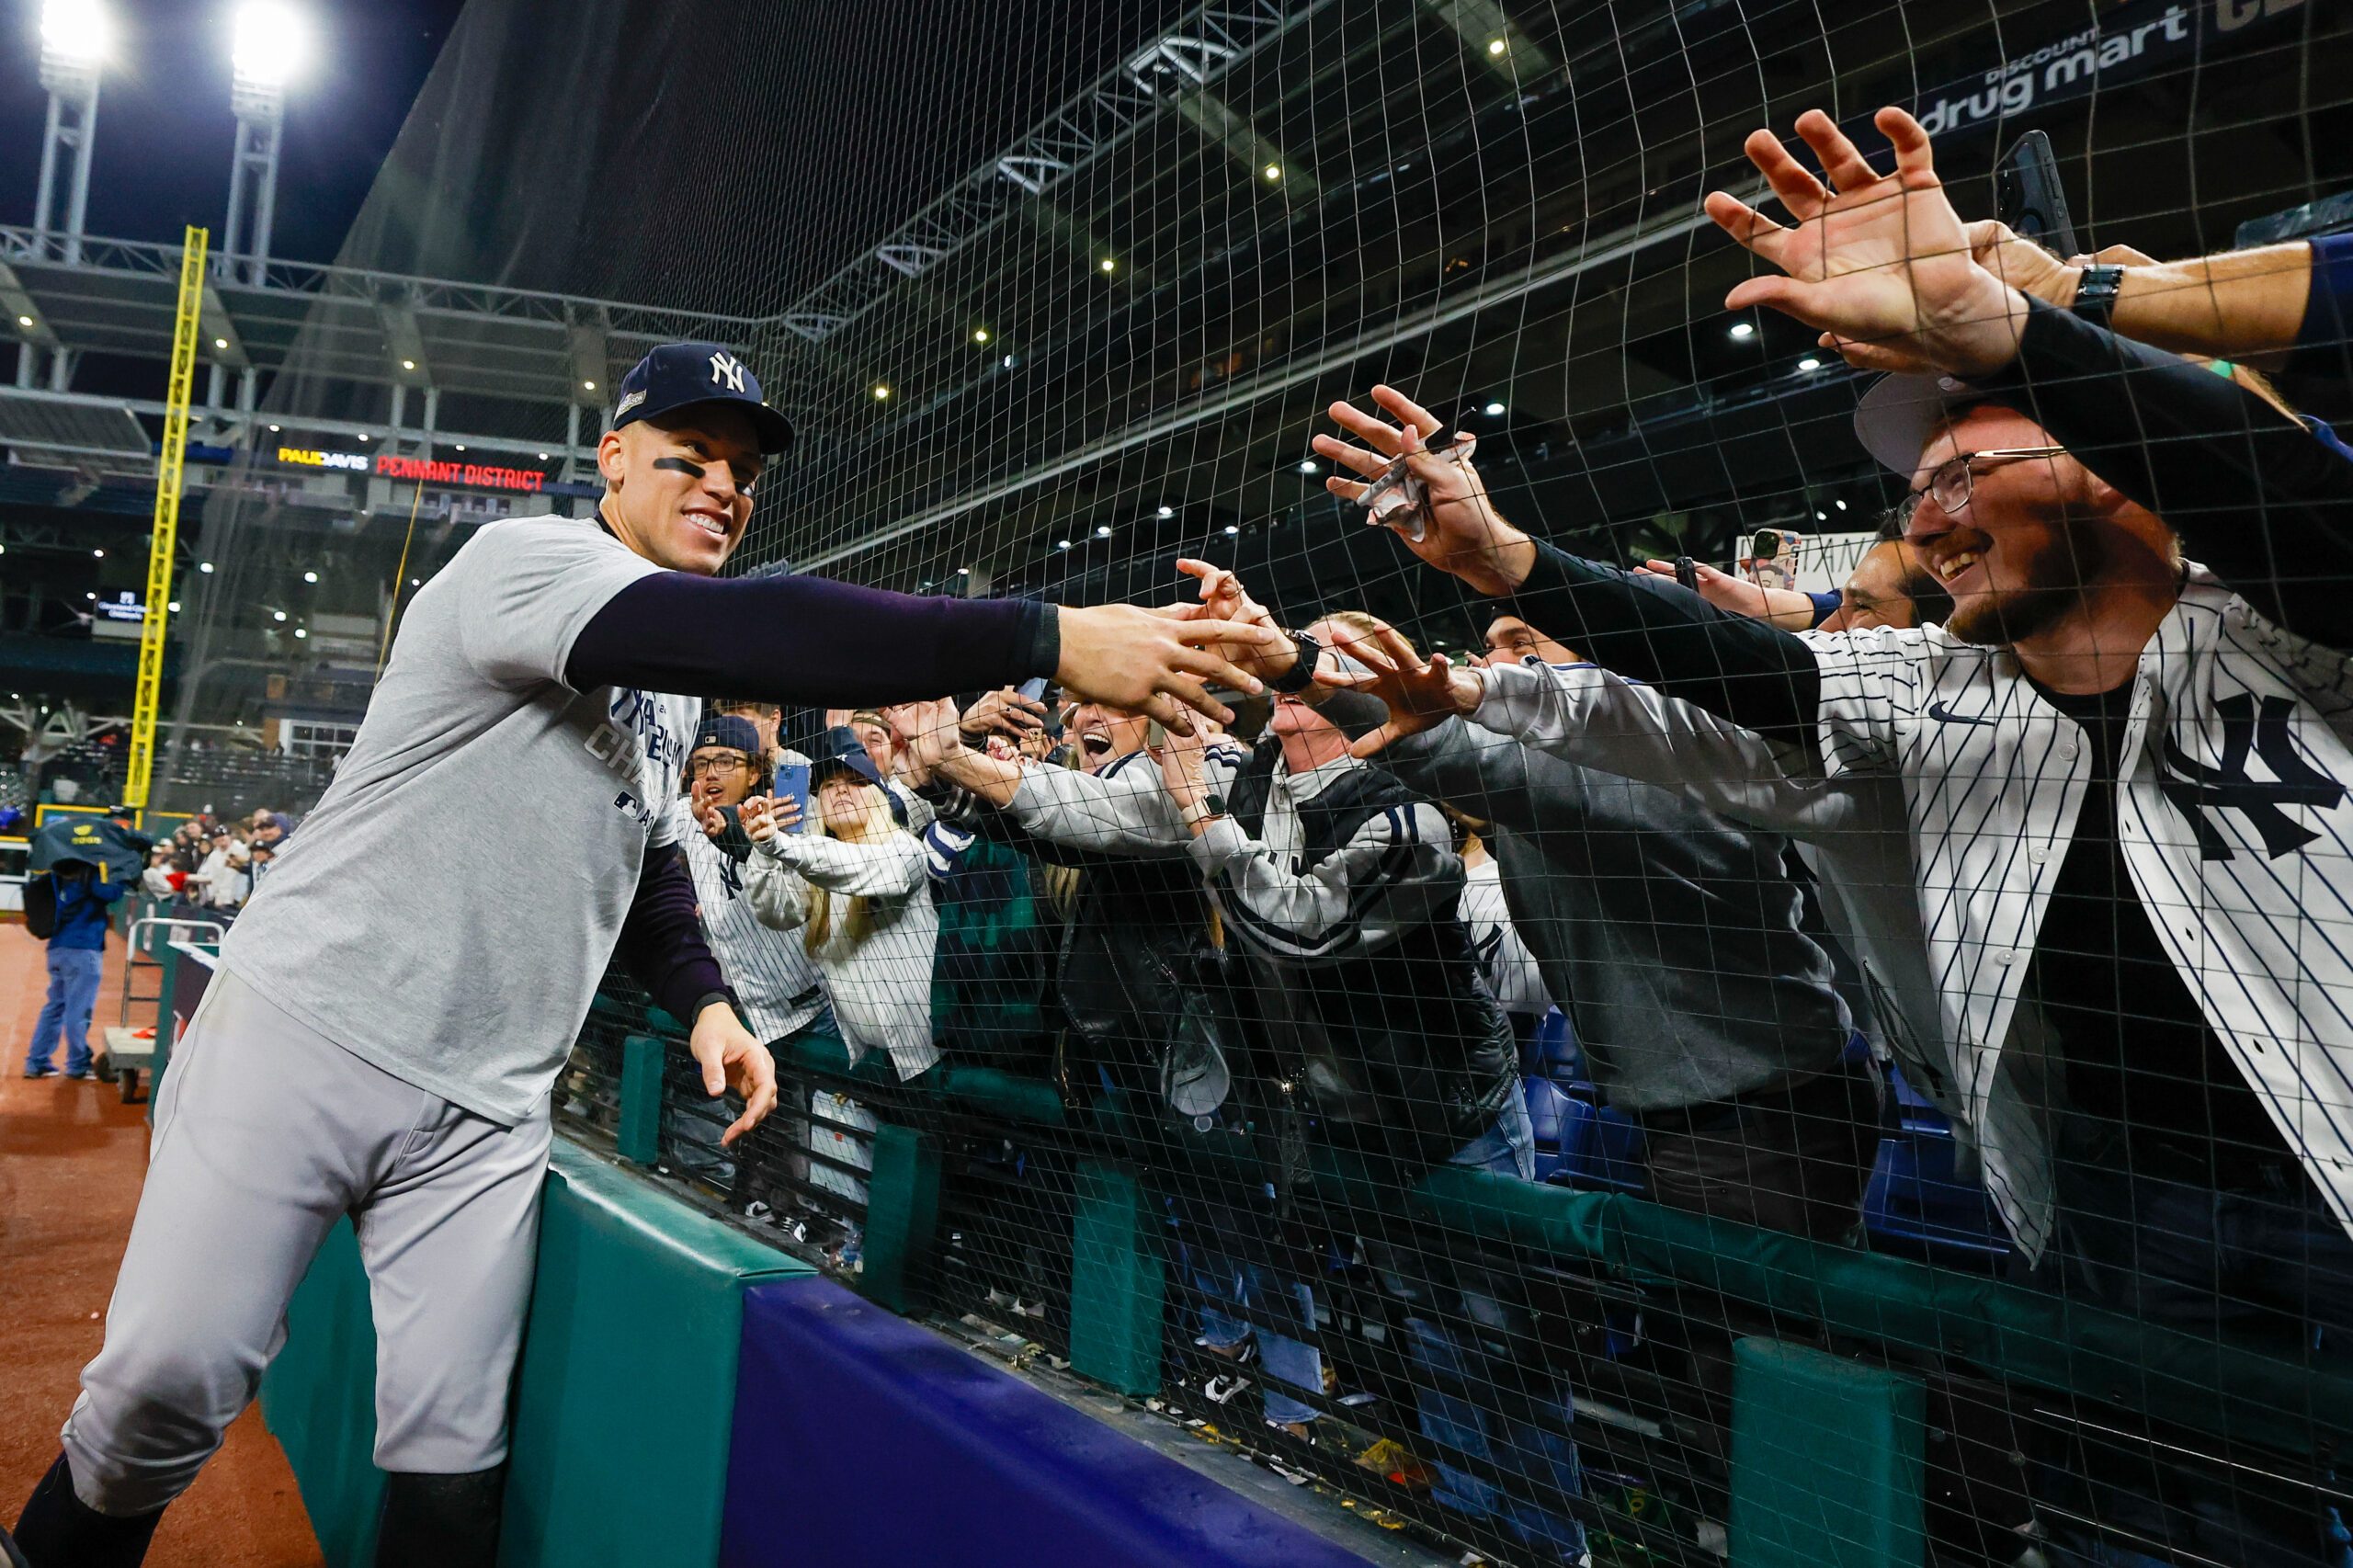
[119,915,224,1026]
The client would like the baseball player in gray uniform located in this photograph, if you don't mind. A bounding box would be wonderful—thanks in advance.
[6,343,1278,1568]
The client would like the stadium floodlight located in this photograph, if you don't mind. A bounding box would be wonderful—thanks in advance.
[1728,321,1756,340]
[16,316,31,328]
[1223,524,1240,536]
[232,2,312,94]
[1095,525,1113,538]
[1263,163,1282,181]
[222,2,310,302]
[1057,540,1073,551]
[1098,256,1118,274]
[872,383,892,401]
[1798,356,1821,370]
[972,327,990,344]
[40,0,109,69]
[1835,499,1849,511]
[1483,400,1506,415]
[1298,460,1319,474]
[31,0,106,299]
[1156,505,1176,518]
[1486,37,1507,56]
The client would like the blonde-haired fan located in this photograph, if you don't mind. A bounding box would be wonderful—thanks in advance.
[740,726,938,1084]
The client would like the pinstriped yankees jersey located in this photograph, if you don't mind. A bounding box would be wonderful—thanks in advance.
[1473,657,2063,1261]
[670,798,824,1044]
[1808,566,2353,1234]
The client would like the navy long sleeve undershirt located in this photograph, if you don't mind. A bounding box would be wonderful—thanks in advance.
[2289,232,2353,381]
[566,572,1060,705]
[1500,296,2353,740]
[617,841,733,1028]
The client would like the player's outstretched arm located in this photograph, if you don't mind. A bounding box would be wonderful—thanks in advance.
[566,573,1277,733]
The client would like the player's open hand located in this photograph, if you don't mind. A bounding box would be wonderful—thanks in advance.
[1054,602,1279,736]
[1313,387,1535,596]
[689,1001,779,1147]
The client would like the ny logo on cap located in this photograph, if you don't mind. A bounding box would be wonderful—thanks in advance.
[709,351,746,392]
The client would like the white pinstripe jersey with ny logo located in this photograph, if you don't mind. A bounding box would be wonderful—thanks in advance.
[1811,565,2353,1235]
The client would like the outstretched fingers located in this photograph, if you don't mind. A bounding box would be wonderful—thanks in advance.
[1745,127,1827,219]
[1311,431,1396,480]
[1704,191,1790,267]
[1370,622,1428,678]
[1875,106,1936,179]
[1369,384,1447,442]
[1795,108,1881,195]
[1325,399,1410,458]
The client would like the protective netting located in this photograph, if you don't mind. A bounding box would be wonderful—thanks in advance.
[189,0,2353,1562]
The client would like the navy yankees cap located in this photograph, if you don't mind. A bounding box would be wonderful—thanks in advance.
[689,714,764,760]
[611,343,796,455]
[810,725,884,789]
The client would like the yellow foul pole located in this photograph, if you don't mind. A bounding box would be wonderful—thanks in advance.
[123,224,208,810]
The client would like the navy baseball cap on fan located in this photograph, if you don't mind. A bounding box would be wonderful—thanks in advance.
[689,714,763,761]
[610,343,796,455]
[1852,371,2003,480]
[809,725,883,788]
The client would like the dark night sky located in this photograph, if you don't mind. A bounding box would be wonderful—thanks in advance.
[0,0,469,259]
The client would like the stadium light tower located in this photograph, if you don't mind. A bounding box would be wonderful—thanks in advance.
[222,1,310,287]
[33,0,106,267]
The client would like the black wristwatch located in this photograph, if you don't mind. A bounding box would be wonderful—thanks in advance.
[2071,264,2125,328]
[1268,628,1324,695]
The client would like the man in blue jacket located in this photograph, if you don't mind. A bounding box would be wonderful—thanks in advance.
[22,824,131,1081]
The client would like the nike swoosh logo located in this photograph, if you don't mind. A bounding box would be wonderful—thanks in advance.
[1925,699,1996,727]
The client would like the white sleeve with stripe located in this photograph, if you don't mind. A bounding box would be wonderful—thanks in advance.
[1188,800,1462,966]
[1006,746,1245,857]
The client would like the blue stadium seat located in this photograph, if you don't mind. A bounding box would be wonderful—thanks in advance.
[1563,1107,1647,1195]
[1861,1130,2011,1264]
[1517,1008,1647,1194]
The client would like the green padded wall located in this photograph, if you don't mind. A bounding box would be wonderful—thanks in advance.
[859,1122,941,1314]
[1067,1160,1165,1398]
[1729,1337,1926,1568]
[498,1140,810,1564]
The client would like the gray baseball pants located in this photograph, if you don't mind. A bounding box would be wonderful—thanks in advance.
[60,964,551,1516]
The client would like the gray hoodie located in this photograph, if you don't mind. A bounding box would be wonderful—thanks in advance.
[1323,687,1851,1111]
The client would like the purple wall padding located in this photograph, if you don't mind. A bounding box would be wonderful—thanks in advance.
[721,1276,1378,1568]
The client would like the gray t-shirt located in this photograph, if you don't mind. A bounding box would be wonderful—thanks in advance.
[222,514,696,1124]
